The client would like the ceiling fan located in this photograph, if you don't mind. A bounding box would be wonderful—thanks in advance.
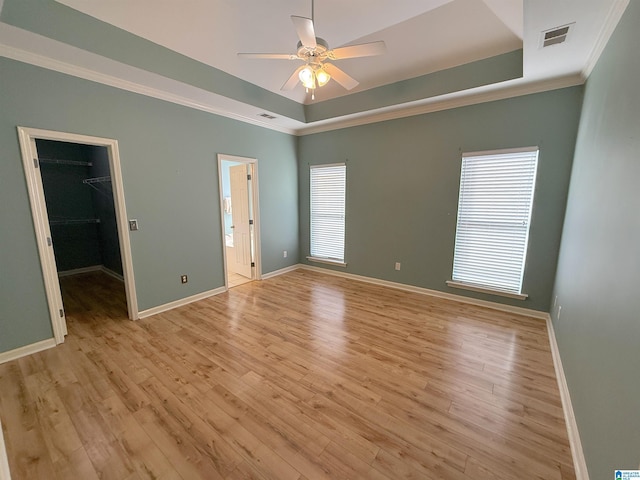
[238,0,386,99]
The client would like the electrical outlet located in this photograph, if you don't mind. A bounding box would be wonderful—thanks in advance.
[283,250,287,258]
[395,262,401,271]
[180,275,188,284]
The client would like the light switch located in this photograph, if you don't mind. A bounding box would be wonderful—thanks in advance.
[129,219,139,231]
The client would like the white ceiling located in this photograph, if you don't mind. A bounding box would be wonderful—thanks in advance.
[57,0,524,104]
[0,0,627,133]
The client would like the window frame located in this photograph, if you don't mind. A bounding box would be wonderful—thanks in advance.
[447,147,539,299]
[307,163,347,267]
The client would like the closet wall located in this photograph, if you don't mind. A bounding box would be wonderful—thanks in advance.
[36,139,122,276]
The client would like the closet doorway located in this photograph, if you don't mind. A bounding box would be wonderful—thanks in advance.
[18,127,137,344]
[217,154,261,288]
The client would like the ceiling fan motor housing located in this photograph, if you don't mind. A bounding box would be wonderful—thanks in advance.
[297,37,329,63]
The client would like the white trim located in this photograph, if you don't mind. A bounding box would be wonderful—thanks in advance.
[298,264,548,319]
[57,265,124,282]
[462,145,539,158]
[582,0,630,79]
[138,287,226,319]
[261,264,303,280]
[446,280,528,300]
[0,338,56,365]
[57,265,103,277]
[101,266,124,282]
[0,417,11,480]
[217,154,262,290]
[17,127,139,332]
[306,257,347,268]
[546,315,590,480]
[297,74,584,136]
[0,37,298,136]
[0,27,586,137]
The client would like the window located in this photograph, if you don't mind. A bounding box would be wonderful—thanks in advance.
[448,147,539,298]
[309,163,346,265]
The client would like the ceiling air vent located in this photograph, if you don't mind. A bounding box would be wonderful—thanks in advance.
[540,23,574,48]
[258,113,277,120]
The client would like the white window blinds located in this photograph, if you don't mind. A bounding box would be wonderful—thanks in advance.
[451,147,539,295]
[310,164,346,262]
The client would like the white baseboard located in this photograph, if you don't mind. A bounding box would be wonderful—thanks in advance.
[546,315,590,480]
[298,264,548,319]
[138,286,227,319]
[100,266,124,282]
[57,265,124,282]
[0,338,56,365]
[57,265,103,277]
[0,417,11,480]
[261,263,302,280]
[138,265,302,319]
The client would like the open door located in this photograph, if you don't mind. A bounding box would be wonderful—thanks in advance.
[218,154,261,289]
[18,127,138,345]
[229,164,253,279]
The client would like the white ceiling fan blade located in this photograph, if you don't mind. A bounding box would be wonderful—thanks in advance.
[323,63,359,90]
[291,16,316,48]
[327,41,387,60]
[282,65,306,91]
[238,53,299,60]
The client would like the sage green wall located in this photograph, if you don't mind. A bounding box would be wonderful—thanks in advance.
[551,3,640,478]
[299,87,583,312]
[0,58,298,353]
[0,0,304,122]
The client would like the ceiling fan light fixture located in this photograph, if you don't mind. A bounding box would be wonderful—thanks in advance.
[299,66,316,89]
[316,67,331,86]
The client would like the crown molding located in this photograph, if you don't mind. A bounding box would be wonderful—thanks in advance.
[1,22,586,138]
[0,39,299,135]
[582,0,629,80]
[295,73,585,136]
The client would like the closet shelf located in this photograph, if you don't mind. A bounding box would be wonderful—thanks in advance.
[83,176,111,184]
[50,218,101,226]
[83,176,112,197]
[39,158,93,167]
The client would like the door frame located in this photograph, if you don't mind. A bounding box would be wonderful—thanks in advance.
[217,153,262,288]
[18,126,139,344]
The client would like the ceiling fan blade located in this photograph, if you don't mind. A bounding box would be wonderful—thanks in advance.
[238,53,299,60]
[323,63,359,90]
[327,41,387,60]
[282,65,306,91]
[291,16,316,48]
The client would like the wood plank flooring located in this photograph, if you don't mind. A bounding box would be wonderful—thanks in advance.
[228,272,252,288]
[0,270,576,479]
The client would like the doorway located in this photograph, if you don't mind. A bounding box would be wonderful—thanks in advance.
[217,154,261,288]
[18,127,137,344]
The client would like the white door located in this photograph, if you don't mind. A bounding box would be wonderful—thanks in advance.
[229,164,253,278]
[26,137,68,340]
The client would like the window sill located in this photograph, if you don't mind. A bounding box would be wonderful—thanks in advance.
[307,256,347,268]
[446,280,528,300]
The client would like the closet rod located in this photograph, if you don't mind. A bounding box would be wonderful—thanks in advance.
[50,218,101,226]
[39,158,93,167]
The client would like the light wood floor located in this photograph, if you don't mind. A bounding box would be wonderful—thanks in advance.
[0,270,576,479]
[228,272,252,288]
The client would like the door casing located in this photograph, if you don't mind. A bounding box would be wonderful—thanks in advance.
[217,154,261,288]
[18,127,138,344]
